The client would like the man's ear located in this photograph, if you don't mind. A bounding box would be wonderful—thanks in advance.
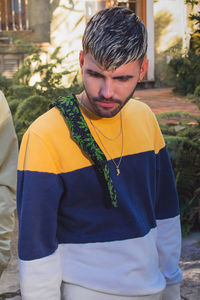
[79,51,85,69]
[139,57,148,82]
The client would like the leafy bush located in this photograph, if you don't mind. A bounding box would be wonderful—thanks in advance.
[165,1,200,235]
[194,85,200,109]
[169,51,200,95]
[14,95,50,142]
[157,111,200,236]
[0,73,13,96]
[169,0,200,95]
[1,46,83,144]
[186,0,200,55]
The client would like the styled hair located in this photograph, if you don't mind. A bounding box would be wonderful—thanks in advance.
[82,6,148,70]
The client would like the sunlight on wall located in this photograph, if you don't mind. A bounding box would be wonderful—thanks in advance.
[50,1,86,72]
[154,0,189,54]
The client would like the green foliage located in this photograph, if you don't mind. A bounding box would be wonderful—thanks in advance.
[194,85,200,97]
[14,39,40,55]
[169,1,200,94]
[154,10,183,87]
[185,0,200,50]
[158,111,200,236]
[14,95,50,142]
[169,50,200,95]
[189,85,200,109]
[0,73,13,96]
[1,45,83,144]
[13,47,83,101]
[185,0,199,5]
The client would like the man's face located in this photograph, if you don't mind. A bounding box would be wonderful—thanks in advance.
[79,51,148,118]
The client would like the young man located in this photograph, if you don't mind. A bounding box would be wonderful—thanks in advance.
[0,91,18,277]
[17,7,182,300]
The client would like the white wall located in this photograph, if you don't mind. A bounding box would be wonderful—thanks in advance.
[154,0,189,53]
[146,0,155,81]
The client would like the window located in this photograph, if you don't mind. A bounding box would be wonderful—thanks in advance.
[0,0,29,31]
[110,1,137,12]
[85,1,138,21]
[102,1,146,26]
[0,53,24,77]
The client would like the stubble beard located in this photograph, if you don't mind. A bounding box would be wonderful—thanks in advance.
[84,86,137,118]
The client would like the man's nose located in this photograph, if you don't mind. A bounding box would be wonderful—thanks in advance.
[100,79,114,99]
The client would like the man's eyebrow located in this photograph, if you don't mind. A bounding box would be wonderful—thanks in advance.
[86,69,105,77]
[86,69,134,80]
[113,75,134,80]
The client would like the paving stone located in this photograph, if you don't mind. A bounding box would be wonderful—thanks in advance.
[0,290,21,300]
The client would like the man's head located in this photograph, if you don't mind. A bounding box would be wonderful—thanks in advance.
[82,6,147,70]
[79,7,148,118]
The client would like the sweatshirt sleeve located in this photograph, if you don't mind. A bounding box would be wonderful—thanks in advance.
[0,91,18,276]
[153,115,182,289]
[17,127,64,299]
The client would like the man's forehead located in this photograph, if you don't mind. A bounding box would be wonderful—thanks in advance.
[83,52,140,74]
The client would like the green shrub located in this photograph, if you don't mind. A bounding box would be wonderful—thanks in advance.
[1,46,83,144]
[165,2,200,234]
[0,73,13,96]
[13,95,49,142]
[169,1,200,95]
[157,111,200,236]
[194,85,200,97]
[169,51,200,95]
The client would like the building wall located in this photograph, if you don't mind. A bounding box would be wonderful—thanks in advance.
[0,0,159,84]
[146,0,154,82]
[154,0,189,86]
[0,0,51,77]
[50,0,86,72]
[28,0,51,43]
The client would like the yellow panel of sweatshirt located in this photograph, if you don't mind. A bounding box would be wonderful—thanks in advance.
[18,99,165,174]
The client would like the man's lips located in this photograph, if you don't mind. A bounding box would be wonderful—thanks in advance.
[96,101,117,108]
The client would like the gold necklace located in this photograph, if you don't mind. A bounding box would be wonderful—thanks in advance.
[90,113,122,141]
[89,114,124,176]
[79,94,124,175]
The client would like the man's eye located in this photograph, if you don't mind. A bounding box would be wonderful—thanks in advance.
[116,77,131,82]
[118,78,128,82]
[90,73,102,78]
[87,71,103,78]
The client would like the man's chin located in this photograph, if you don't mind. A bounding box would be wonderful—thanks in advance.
[97,112,120,118]
[92,103,122,118]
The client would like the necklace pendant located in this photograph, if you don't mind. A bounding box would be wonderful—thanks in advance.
[116,167,120,176]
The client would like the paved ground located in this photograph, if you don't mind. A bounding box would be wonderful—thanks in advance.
[0,88,199,299]
[135,87,200,116]
[180,233,200,300]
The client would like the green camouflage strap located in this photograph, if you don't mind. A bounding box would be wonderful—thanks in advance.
[51,94,117,208]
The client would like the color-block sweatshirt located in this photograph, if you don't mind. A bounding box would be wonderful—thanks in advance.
[17,98,182,299]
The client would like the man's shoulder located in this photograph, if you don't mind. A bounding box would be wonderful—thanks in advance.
[27,107,65,137]
[30,107,63,130]
[124,98,160,132]
[124,98,155,119]
[128,98,153,112]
